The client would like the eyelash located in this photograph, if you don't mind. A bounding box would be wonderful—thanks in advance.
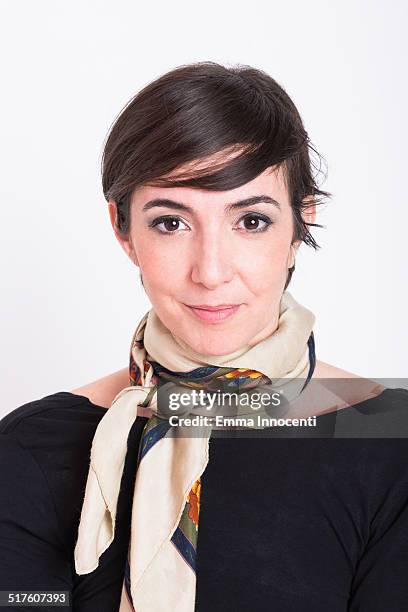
[148,213,273,235]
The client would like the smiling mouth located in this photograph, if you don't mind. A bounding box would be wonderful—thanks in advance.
[183,303,242,323]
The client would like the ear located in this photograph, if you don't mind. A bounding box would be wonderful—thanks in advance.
[108,200,139,267]
[288,195,316,267]
[301,194,316,227]
[287,242,298,269]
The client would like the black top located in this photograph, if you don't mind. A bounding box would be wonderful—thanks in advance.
[1,388,408,611]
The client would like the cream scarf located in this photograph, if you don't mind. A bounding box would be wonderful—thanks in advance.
[74,290,316,611]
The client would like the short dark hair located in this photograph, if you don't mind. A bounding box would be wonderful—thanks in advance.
[101,61,331,289]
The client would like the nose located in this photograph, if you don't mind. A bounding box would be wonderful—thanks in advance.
[190,230,235,289]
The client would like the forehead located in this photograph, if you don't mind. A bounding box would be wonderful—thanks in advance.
[132,163,290,212]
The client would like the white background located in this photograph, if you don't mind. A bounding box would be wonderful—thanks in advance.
[1,0,407,416]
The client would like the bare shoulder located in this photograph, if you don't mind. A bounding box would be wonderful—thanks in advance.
[70,367,129,409]
[310,359,386,414]
[314,358,386,395]
[313,359,363,379]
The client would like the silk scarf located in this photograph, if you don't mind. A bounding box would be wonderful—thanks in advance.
[74,290,316,611]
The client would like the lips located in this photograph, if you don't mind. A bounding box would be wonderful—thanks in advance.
[184,303,241,323]
[188,304,239,311]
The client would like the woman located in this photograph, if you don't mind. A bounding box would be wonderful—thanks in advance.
[1,61,408,612]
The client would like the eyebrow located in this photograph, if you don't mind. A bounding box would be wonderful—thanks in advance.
[142,195,281,214]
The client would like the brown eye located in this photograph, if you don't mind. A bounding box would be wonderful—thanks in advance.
[163,218,180,231]
[244,216,261,230]
[149,215,190,234]
[237,213,272,233]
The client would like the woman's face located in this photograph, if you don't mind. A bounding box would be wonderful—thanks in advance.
[110,162,314,356]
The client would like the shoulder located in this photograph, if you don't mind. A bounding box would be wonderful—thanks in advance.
[332,386,408,438]
[301,360,408,437]
[313,359,370,380]
[0,392,108,556]
[70,367,129,409]
[0,386,107,446]
[297,359,386,417]
[0,390,107,503]
[0,390,106,436]
[313,360,386,400]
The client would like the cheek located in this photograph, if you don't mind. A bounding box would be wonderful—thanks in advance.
[238,234,291,292]
[134,235,187,296]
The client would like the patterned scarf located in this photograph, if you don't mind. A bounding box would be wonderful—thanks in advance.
[74,290,316,611]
